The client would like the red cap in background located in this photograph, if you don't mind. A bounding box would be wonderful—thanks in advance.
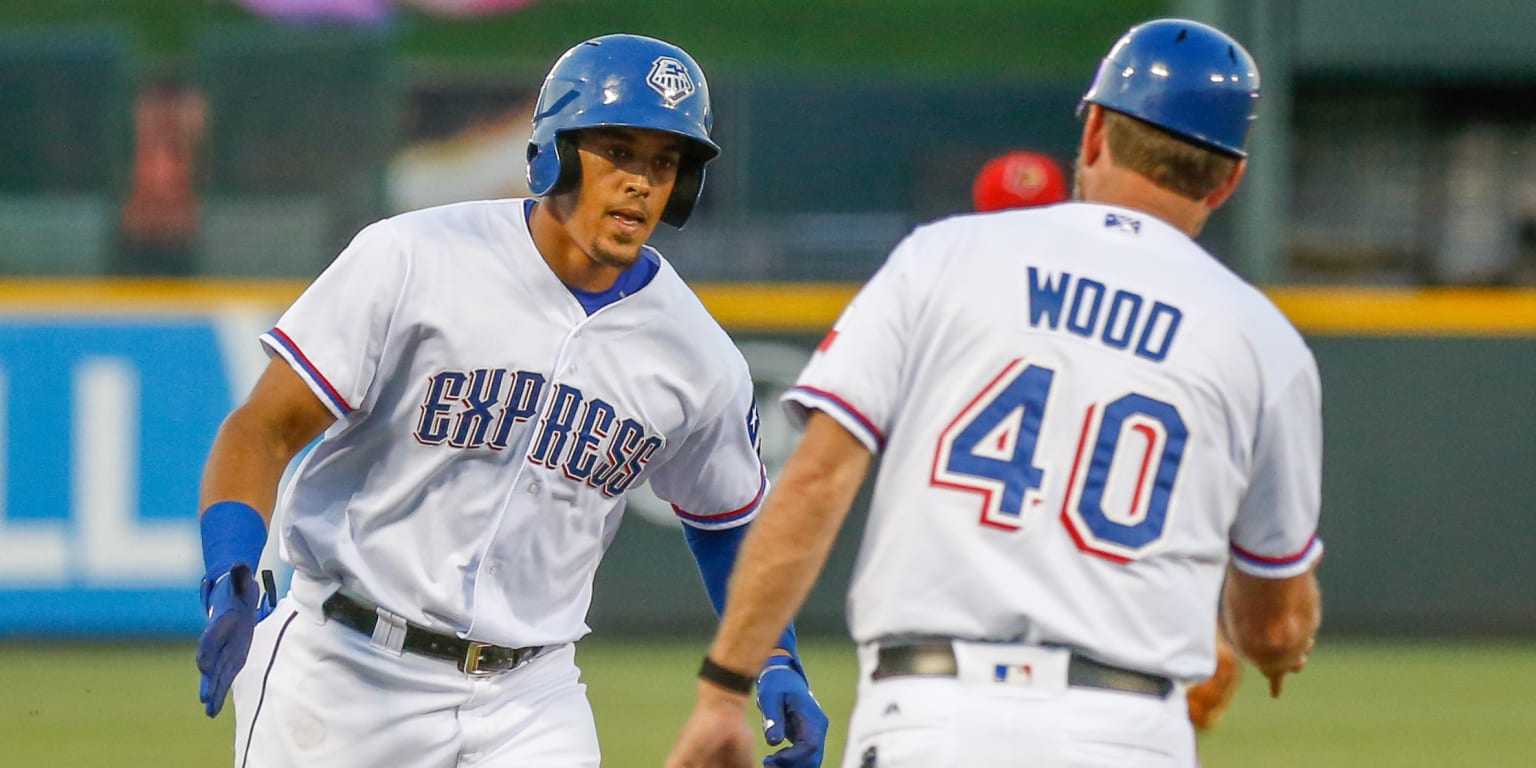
[971,151,1068,212]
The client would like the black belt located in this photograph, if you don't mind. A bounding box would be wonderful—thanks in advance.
[872,640,1174,698]
[322,592,543,676]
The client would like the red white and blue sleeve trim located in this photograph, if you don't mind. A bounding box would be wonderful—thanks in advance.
[1231,535,1323,579]
[672,464,767,531]
[784,385,885,452]
[260,327,354,419]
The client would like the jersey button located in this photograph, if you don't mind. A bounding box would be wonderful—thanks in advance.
[488,563,501,575]
[528,481,541,494]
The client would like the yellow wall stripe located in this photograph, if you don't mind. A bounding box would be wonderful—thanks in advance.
[698,285,1536,336]
[0,280,308,315]
[692,283,858,332]
[2,280,1536,336]
[1264,287,1536,336]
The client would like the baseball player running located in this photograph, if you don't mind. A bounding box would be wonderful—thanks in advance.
[194,34,827,767]
[668,18,1322,768]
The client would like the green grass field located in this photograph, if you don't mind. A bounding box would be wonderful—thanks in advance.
[1,638,1531,766]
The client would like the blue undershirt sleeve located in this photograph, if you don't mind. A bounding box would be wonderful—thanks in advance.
[681,523,799,657]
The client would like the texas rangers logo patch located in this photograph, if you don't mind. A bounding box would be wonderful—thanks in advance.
[647,56,696,108]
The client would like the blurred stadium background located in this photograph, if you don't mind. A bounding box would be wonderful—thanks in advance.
[1,0,1532,765]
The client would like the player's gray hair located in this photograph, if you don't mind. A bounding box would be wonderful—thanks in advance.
[1103,110,1238,201]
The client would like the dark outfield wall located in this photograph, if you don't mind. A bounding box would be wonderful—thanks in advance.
[587,333,1536,639]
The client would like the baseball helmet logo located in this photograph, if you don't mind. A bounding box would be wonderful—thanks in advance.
[647,56,697,108]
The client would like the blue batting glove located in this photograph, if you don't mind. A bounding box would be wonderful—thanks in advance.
[196,564,260,718]
[756,654,828,768]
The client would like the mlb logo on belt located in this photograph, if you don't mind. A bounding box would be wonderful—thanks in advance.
[993,663,1034,686]
[647,56,696,107]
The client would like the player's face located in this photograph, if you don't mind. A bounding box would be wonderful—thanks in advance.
[566,127,684,268]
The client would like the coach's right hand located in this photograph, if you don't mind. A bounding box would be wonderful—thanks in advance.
[667,679,757,768]
[196,564,260,718]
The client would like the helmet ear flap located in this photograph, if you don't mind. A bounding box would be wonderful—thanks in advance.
[660,148,708,228]
[548,134,583,197]
[525,132,585,197]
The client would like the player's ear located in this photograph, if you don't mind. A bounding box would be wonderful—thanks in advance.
[1202,157,1247,211]
[1078,105,1108,168]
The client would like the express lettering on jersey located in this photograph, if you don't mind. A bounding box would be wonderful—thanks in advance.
[1025,267,1182,362]
[414,368,661,496]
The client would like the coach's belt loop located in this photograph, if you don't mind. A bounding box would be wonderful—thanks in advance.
[370,607,408,655]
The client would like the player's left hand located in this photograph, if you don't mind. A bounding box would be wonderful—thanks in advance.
[1187,632,1242,730]
[196,564,261,718]
[755,654,828,768]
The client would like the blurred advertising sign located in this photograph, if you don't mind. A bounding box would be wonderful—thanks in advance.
[0,309,272,636]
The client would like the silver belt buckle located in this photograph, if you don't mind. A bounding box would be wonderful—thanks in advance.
[461,641,493,676]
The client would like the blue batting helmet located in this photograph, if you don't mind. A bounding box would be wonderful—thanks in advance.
[1080,18,1260,157]
[527,34,719,228]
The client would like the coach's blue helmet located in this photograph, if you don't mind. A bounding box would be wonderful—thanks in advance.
[527,34,719,227]
[1081,18,1260,157]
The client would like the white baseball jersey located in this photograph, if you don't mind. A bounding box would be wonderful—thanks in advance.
[784,202,1323,682]
[260,198,765,649]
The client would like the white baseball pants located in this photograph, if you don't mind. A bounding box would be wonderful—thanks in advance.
[229,596,600,768]
[840,641,1197,768]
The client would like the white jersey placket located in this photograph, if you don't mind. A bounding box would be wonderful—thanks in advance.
[460,306,598,640]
